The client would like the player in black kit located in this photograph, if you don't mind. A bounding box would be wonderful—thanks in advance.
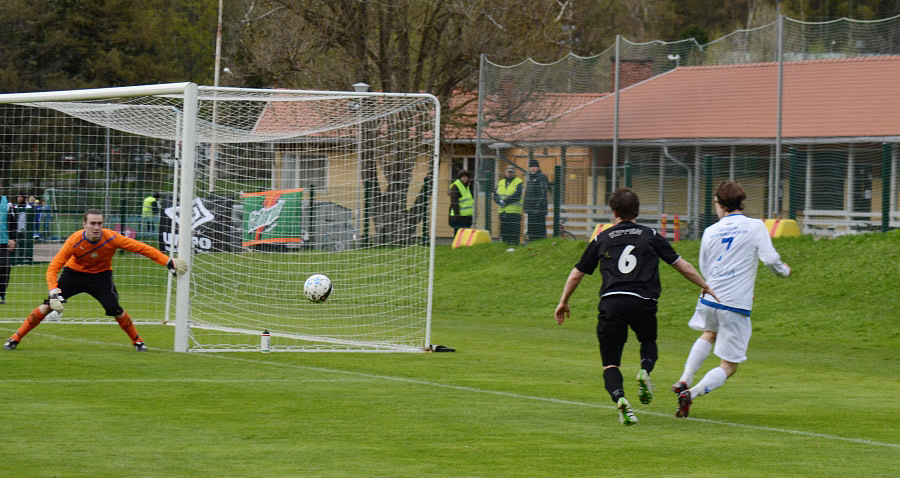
[555,188,717,426]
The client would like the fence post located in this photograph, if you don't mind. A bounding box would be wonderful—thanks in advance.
[309,185,316,248]
[553,165,562,237]
[883,143,892,232]
[119,198,127,255]
[483,166,494,233]
[362,179,370,246]
[624,160,632,188]
[421,174,431,245]
[674,214,680,242]
[704,155,714,230]
[788,147,803,220]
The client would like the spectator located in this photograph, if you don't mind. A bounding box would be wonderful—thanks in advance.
[524,159,550,241]
[493,165,523,245]
[0,184,17,304]
[141,192,160,238]
[33,198,45,241]
[448,169,474,238]
[13,195,29,237]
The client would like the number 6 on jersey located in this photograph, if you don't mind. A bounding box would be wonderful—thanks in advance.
[618,245,637,273]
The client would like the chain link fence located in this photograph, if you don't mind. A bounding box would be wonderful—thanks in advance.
[476,15,900,239]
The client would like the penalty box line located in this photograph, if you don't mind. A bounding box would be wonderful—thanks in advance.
[24,331,900,450]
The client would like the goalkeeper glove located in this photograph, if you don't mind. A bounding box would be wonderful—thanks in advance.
[48,288,64,313]
[167,258,188,276]
[499,200,505,207]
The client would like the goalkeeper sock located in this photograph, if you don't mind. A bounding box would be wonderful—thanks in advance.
[690,366,727,398]
[679,338,713,385]
[12,306,48,341]
[115,312,141,344]
[603,367,625,403]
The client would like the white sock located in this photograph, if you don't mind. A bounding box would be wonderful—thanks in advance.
[690,366,727,398]
[679,338,713,385]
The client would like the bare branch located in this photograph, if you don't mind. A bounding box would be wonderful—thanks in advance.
[555,0,570,22]
[241,3,286,24]
[484,13,504,30]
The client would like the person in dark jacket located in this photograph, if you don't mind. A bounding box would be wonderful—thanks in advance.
[0,183,17,304]
[524,159,550,241]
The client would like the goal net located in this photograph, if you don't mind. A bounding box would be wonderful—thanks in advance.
[0,83,440,352]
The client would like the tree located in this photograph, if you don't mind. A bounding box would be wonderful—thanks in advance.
[226,0,577,244]
[0,0,217,93]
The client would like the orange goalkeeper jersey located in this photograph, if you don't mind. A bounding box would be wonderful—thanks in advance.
[46,228,170,289]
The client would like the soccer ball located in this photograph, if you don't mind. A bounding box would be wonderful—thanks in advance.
[304,274,333,303]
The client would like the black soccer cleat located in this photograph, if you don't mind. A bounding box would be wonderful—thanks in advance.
[134,342,148,352]
[671,380,689,395]
[3,339,19,350]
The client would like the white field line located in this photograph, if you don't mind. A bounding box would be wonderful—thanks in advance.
[8,378,363,384]
[19,332,900,450]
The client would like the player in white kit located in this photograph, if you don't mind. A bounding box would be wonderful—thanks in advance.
[673,181,791,418]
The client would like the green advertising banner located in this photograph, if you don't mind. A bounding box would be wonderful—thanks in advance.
[241,188,305,247]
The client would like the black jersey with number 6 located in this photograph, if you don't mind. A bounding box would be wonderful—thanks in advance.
[575,221,681,300]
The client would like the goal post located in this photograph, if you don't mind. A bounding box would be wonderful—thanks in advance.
[0,83,440,353]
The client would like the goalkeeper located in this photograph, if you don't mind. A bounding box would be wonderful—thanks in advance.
[3,209,187,352]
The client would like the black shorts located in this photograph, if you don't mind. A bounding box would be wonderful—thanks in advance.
[595,294,658,367]
[449,216,473,230]
[50,268,123,317]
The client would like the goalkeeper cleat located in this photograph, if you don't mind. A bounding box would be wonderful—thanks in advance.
[675,390,693,418]
[671,380,689,395]
[134,342,148,352]
[636,369,654,404]
[3,339,18,350]
[617,397,638,426]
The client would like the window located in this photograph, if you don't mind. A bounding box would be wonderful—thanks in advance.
[281,153,327,191]
[451,156,477,181]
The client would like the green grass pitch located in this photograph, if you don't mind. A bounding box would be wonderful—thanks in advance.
[1,232,898,476]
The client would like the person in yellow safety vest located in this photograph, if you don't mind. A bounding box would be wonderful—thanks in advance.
[494,165,524,245]
[449,169,474,238]
[141,192,159,238]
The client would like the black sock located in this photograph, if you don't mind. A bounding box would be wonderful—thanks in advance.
[640,342,658,373]
[603,367,625,403]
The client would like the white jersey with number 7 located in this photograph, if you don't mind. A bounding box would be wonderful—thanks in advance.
[698,214,791,315]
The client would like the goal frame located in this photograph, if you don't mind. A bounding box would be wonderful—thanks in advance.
[0,82,441,353]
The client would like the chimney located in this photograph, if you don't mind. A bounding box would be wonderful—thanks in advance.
[611,58,655,91]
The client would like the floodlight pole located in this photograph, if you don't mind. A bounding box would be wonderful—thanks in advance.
[773,14,785,217]
[208,0,224,193]
[612,35,621,192]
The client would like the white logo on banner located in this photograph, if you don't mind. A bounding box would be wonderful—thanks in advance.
[164,198,215,230]
[162,198,216,252]
[246,199,286,233]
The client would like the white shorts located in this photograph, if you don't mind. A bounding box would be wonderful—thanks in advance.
[688,302,752,363]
